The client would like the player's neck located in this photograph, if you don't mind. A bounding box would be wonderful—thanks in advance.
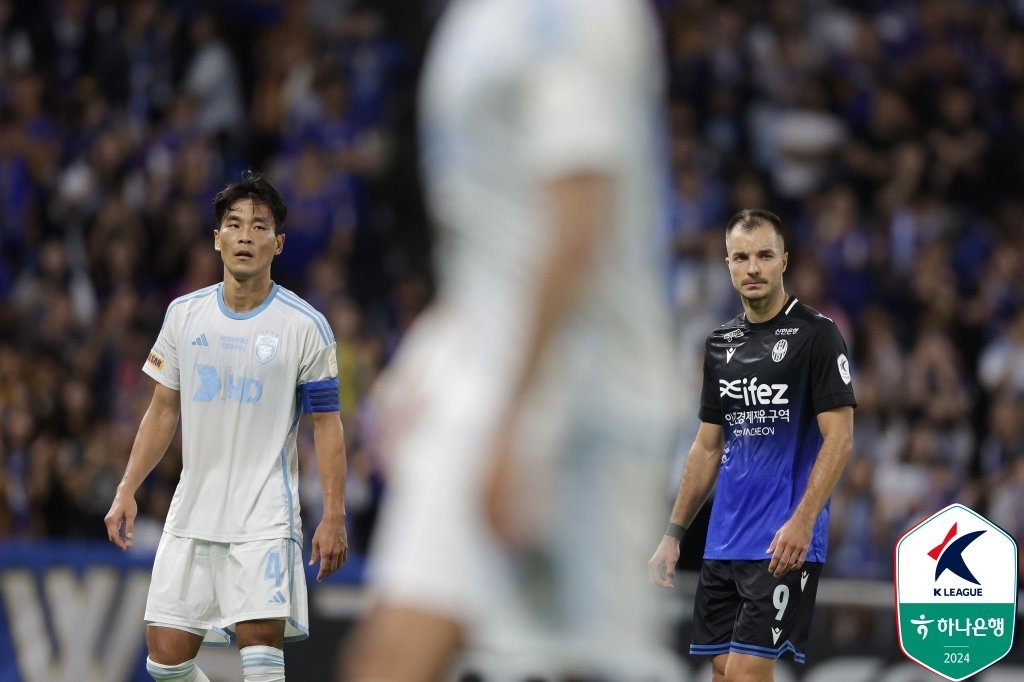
[742,289,789,324]
[221,272,274,313]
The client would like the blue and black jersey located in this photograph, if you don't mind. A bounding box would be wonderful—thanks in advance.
[699,296,856,563]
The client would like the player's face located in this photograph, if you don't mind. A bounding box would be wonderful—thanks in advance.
[725,223,787,303]
[213,199,284,280]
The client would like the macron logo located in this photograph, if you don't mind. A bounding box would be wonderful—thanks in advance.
[726,347,737,364]
[929,522,985,587]
[191,333,209,347]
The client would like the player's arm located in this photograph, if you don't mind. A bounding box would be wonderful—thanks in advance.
[485,173,609,546]
[767,405,854,576]
[648,421,724,587]
[104,381,181,550]
[308,408,349,582]
[510,173,607,403]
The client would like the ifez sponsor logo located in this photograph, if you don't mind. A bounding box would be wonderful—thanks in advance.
[895,503,1018,681]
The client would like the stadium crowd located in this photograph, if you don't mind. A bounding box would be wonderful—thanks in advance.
[0,0,1022,586]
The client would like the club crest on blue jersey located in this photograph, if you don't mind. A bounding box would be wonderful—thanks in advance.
[255,331,280,363]
[772,339,788,362]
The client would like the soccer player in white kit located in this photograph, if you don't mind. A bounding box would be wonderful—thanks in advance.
[104,172,349,682]
[345,1,680,680]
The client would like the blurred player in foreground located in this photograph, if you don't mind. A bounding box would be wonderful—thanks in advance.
[648,209,855,681]
[104,172,348,682]
[344,0,680,680]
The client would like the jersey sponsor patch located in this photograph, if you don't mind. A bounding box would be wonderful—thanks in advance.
[719,377,789,405]
[146,350,164,370]
[837,354,851,384]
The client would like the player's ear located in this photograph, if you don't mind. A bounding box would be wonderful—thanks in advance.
[213,230,221,251]
[782,251,788,271]
[274,233,285,255]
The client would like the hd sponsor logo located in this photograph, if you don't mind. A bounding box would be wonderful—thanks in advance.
[719,376,789,406]
[193,365,264,403]
[895,503,1018,681]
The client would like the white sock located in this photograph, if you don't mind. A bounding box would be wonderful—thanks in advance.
[241,645,286,682]
[146,658,211,682]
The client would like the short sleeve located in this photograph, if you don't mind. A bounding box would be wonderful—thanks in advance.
[521,5,627,178]
[809,322,857,414]
[698,339,723,424]
[143,305,181,389]
[296,314,338,386]
[298,343,338,386]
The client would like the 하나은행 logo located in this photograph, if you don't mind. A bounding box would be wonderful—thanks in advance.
[894,503,1018,681]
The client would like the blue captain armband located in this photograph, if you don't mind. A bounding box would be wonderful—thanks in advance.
[299,377,340,413]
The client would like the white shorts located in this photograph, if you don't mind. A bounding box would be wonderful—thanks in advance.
[368,304,680,676]
[368,305,519,627]
[144,533,309,646]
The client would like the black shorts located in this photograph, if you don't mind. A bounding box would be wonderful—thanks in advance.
[690,560,822,663]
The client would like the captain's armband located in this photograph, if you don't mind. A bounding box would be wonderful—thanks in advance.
[299,377,340,413]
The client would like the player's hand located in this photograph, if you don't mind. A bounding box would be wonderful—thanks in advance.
[648,536,681,587]
[483,416,551,552]
[484,419,521,546]
[767,515,812,577]
[310,517,348,583]
[103,494,137,551]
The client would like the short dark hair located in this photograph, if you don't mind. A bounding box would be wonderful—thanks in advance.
[213,171,288,234]
[725,208,785,249]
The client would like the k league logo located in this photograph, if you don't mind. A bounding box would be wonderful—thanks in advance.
[895,503,1018,681]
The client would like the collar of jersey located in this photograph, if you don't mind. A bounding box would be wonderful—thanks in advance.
[742,295,794,330]
[217,282,280,320]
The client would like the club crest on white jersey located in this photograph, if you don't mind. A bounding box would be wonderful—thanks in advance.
[255,331,280,363]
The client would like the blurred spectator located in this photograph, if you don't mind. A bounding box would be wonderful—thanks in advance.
[978,310,1024,395]
[988,458,1024,583]
[182,13,244,151]
[979,390,1024,489]
[272,142,356,290]
[828,457,886,578]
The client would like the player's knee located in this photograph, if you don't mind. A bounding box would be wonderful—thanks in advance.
[722,667,774,682]
[235,620,286,649]
[711,653,728,682]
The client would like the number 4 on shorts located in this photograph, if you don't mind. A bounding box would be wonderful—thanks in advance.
[264,551,284,588]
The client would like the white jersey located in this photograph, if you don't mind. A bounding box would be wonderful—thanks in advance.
[143,283,337,544]
[419,0,677,422]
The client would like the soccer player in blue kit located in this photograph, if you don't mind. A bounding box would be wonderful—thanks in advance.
[648,209,856,681]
